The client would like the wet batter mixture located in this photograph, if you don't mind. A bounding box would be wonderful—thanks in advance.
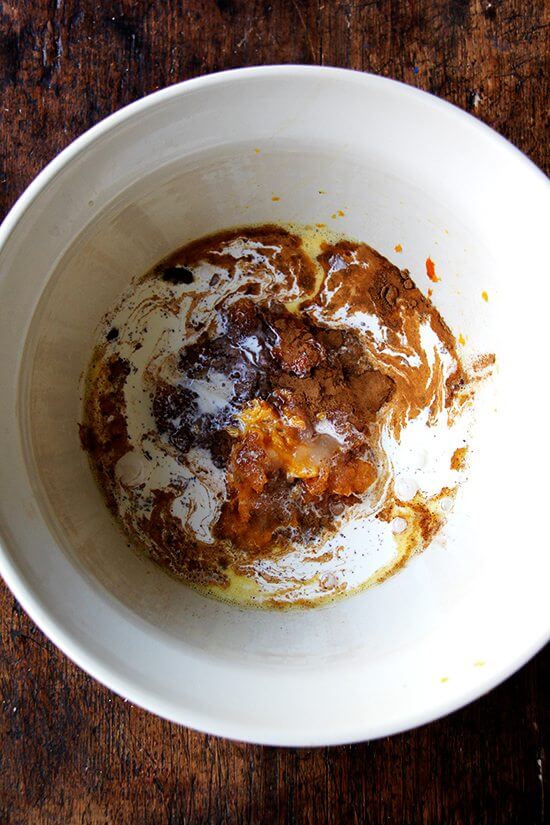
[80,224,487,607]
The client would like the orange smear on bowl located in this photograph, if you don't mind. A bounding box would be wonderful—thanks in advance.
[425,257,440,282]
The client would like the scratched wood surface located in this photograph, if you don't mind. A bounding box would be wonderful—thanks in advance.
[0,1,548,823]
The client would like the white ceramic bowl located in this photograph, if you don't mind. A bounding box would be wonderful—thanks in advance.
[0,66,548,746]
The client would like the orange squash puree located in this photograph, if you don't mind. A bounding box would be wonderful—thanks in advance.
[220,400,376,550]
[426,257,441,282]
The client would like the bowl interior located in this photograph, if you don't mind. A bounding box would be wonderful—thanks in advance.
[24,142,499,649]
[2,69,549,743]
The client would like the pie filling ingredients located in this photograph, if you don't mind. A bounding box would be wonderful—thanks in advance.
[80,224,489,606]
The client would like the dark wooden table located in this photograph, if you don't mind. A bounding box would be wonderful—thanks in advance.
[1,2,548,823]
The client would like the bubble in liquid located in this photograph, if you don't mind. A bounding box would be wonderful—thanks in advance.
[394,477,418,501]
[319,572,339,590]
[115,451,148,487]
[391,517,408,534]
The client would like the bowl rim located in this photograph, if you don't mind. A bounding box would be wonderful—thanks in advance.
[0,65,549,746]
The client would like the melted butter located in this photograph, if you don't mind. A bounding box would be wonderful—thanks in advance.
[199,565,348,610]
[283,222,342,311]
[192,567,266,608]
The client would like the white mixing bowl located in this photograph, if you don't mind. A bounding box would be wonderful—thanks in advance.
[0,66,548,745]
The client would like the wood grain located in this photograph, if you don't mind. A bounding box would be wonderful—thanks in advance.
[0,1,548,823]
